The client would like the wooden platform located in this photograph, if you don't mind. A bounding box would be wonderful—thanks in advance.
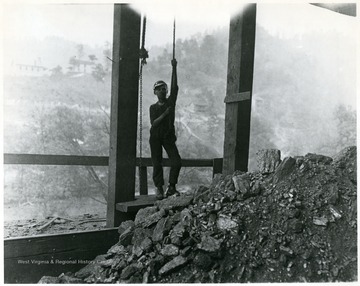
[116,195,157,213]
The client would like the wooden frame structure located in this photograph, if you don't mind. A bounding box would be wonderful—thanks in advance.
[8,2,356,227]
[3,3,250,228]
[223,4,256,174]
[3,3,356,283]
[104,3,258,226]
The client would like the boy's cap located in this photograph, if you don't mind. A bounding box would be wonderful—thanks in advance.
[153,80,167,90]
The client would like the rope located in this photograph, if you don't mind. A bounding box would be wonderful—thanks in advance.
[141,16,147,53]
[138,14,148,192]
[172,17,178,136]
[139,64,144,164]
[140,15,148,65]
[172,18,176,59]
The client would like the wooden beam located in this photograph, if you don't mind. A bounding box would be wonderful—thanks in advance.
[213,158,223,176]
[224,91,251,103]
[311,3,356,17]
[107,4,141,227]
[136,158,216,167]
[4,228,119,283]
[116,195,157,212]
[223,4,257,175]
[3,153,217,168]
[139,166,148,195]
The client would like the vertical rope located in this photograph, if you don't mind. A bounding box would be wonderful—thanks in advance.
[138,14,147,193]
[172,17,177,136]
[141,16,147,53]
[172,18,176,59]
[139,64,143,167]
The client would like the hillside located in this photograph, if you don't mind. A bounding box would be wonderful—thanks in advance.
[3,21,356,222]
[4,25,356,160]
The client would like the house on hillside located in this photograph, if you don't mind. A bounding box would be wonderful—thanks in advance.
[10,63,50,77]
[68,57,95,74]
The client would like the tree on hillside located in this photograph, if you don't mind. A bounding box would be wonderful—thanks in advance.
[50,65,63,78]
[76,44,85,60]
[30,105,108,204]
[199,34,227,77]
[92,64,107,82]
[103,41,112,72]
[89,54,98,63]
[333,104,356,152]
[178,37,200,77]
[69,56,80,72]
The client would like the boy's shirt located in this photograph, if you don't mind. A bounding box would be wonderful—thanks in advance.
[149,98,175,139]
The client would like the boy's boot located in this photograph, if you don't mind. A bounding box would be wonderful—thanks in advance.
[155,186,164,200]
[165,184,180,198]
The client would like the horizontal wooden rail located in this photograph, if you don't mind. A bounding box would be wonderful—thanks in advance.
[136,157,215,167]
[4,153,109,166]
[3,153,220,168]
[3,153,223,214]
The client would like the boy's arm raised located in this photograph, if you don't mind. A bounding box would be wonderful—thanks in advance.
[168,59,178,107]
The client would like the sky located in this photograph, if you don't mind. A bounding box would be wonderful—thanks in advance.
[2,1,357,48]
[1,1,358,109]
[0,1,358,189]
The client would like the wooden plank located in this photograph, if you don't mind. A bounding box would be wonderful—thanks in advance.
[116,195,157,212]
[107,4,141,227]
[223,104,239,173]
[224,91,251,103]
[4,228,119,283]
[4,153,108,166]
[4,228,118,258]
[223,4,256,175]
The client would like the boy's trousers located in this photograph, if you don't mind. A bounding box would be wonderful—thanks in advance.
[150,135,182,188]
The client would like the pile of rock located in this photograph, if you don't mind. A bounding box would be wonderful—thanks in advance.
[39,146,357,283]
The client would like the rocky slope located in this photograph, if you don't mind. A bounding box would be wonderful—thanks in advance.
[39,146,357,283]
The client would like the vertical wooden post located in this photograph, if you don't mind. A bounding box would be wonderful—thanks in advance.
[223,4,257,175]
[213,158,223,177]
[139,166,148,195]
[107,4,141,227]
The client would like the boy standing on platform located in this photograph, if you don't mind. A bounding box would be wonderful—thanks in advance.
[149,59,182,200]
